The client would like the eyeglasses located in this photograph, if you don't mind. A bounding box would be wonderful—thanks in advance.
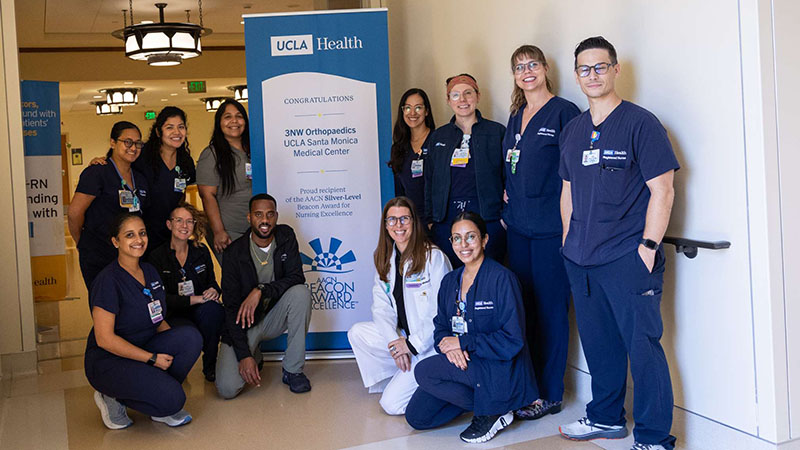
[575,62,615,78]
[252,211,277,219]
[170,217,196,226]
[513,61,541,74]
[115,138,145,149]
[385,215,412,227]
[402,105,425,115]
[449,232,479,245]
[448,89,476,102]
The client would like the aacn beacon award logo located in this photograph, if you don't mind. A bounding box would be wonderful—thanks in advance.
[300,237,356,274]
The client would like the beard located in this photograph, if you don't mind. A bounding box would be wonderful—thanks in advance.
[251,222,274,240]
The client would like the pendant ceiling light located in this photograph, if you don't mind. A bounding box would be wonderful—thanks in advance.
[111,1,212,67]
[201,97,231,112]
[95,102,123,116]
[100,88,142,106]
[228,85,248,102]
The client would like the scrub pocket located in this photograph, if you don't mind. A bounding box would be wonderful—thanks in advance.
[597,157,632,204]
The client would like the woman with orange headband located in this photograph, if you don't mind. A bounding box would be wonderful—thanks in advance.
[423,74,506,268]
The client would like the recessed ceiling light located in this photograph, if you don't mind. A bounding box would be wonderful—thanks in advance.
[170,93,178,96]
[182,87,187,90]
[93,95,103,99]
[123,81,134,85]
[161,98,168,101]
[240,21,245,24]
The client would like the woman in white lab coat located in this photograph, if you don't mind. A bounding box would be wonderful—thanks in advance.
[348,196,452,415]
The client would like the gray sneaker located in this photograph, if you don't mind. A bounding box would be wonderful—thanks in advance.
[151,409,193,427]
[560,416,628,440]
[631,443,667,450]
[93,391,133,430]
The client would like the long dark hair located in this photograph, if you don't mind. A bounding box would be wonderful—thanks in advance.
[388,88,435,174]
[105,121,141,158]
[210,99,250,196]
[140,107,193,180]
[374,196,433,282]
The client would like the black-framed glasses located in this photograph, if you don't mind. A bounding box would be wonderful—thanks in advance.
[170,217,196,226]
[449,232,479,245]
[115,138,145,149]
[575,62,615,78]
[402,105,425,115]
[385,215,412,227]
[513,61,542,74]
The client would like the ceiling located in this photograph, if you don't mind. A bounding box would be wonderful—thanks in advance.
[16,0,363,113]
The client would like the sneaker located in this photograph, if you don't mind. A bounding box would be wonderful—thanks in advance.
[282,368,311,393]
[204,371,216,383]
[514,399,562,420]
[559,416,628,440]
[459,412,514,443]
[151,409,193,427]
[631,443,667,450]
[93,391,133,430]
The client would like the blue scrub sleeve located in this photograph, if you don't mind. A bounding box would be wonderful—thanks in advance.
[75,164,106,196]
[458,272,526,361]
[432,274,456,351]
[633,114,680,181]
[558,127,572,182]
[90,271,121,315]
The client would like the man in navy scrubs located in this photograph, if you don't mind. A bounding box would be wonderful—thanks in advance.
[557,37,680,450]
[215,193,313,398]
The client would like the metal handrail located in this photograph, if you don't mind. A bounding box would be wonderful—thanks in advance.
[662,236,731,259]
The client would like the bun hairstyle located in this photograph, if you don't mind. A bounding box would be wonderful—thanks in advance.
[106,121,141,158]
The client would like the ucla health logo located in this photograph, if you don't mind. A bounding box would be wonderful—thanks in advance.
[300,237,356,273]
[270,34,313,56]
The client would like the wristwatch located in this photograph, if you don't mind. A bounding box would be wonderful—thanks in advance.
[146,353,157,366]
[639,238,658,250]
[257,283,266,292]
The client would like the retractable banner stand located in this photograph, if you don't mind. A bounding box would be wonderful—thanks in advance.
[244,9,392,350]
[21,80,67,301]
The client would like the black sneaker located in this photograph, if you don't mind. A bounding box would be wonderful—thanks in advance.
[282,368,311,393]
[514,399,562,420]
[204,371,216,383]
[459,412,513,443]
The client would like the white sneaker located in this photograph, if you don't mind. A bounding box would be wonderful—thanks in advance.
[559,416,628,440]
[151,409,192,427]
[93,391,133,430]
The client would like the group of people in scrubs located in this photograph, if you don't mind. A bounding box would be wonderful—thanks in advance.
[68,33,677,450]
[360,36,679,450]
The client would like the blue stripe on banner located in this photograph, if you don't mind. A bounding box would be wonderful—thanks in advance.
[259,331,351,352]
[21,81,61,157]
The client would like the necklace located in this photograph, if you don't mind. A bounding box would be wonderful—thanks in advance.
[253,248,269,266]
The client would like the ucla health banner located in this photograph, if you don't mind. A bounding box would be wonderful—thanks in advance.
[21,80,67,300]
[244,9,392,349]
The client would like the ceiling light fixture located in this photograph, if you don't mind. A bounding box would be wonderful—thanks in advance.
[228,85,248,102]
[111,1,212,67]
[95,102,124,116]
[100,87,142,106]
[201,97,231,112]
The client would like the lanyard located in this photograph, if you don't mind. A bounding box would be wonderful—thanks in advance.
[455,271,467,318]
[143,287,154,301]
[179,267,187,282]
[174,164,183,177]
[109,158,137,192]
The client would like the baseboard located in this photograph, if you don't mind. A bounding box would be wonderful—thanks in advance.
[0,351,38,378]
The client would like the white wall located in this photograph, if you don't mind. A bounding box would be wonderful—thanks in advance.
[385,0,789,443]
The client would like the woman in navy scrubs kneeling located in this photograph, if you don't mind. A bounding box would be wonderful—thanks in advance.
[148,203,224,382]
[84,213,201,429]
[405,212,538,443]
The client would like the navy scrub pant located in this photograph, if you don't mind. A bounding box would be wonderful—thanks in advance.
[168,301,225,378]
[506,230,570,402]
[431,220,506,269]
[563,247,676,449]
[85,326,202,417]
[406,354,475,430]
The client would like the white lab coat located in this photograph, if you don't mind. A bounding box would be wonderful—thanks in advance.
[348,245,451,415]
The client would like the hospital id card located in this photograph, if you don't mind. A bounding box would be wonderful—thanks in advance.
[245,162,252,180]
[411,159,423,178]
[147,299,163,324]
[451,315,467,335]
[178,280,195,296]
[582,149,600,166]
[119,190,140,212]
[510,149,520,174]
[174,178,187,192]
[450,147,469,167]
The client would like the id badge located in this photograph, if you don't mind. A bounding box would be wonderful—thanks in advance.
[119,190,134,208]
[505,149,514,163]
[178,280,195,296]
[582,149,600,166]
[174,178,187,192]
[129,195,140,212]
[410,159,423,178]
[510,149,521,174]
[451,316,467,335]
[450,147,469,167]
[405,275,423,289]
[245,162,253,180]
[147,300,163,324]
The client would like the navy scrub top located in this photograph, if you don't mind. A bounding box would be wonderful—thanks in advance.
[135,157,196,252]
[502,96,580,238]
[558,100,680,266]
[85,261,166,356]
[393,135,431,215]
[433,257,538,415]
[75,160,150,261]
